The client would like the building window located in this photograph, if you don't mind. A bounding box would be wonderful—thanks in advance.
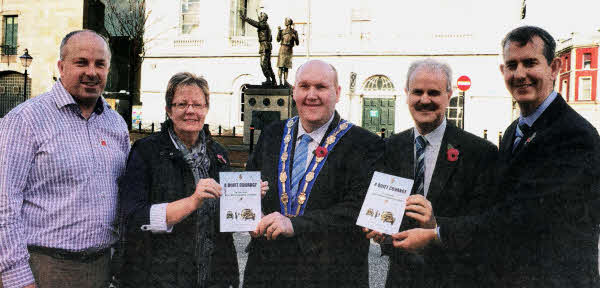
[565,56,570,71]
[363,75,394,91]
[561,79,568,100]
[351,3,371,40]
[583,53,592,69]
[230,0,248,36]
[181,0,201,34]
[446,92,464,129]
[240,85,247,122]
[579,77,592,101]
[2,16,18,55]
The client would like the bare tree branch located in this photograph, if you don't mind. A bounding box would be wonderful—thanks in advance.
[104,0,148,59]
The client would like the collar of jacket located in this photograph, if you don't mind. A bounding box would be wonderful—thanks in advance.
[157,119,217,160]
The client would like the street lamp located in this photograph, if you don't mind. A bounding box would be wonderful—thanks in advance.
[19,49,33,102]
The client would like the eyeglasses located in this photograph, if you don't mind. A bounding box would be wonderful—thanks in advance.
[171,102,207,110]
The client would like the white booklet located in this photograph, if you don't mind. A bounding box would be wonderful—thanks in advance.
[356,171,414,235]
[219,171,261,232]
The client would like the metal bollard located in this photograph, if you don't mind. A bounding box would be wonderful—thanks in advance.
[138,122,142,132]
[380,128,386,139]
[249,125,255,154]
[498,131,503,145]
[218,125,222,136]
[232,126,236,136]
[151,123,155,133]
[483,129,488,140]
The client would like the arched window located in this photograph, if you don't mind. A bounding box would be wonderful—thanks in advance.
[446,92,464,129]
[363,75,394,92]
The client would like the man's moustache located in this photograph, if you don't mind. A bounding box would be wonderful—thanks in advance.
[414,104,438,111]
[511,79,537,86]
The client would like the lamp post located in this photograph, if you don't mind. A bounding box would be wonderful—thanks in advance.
[19,49,33,102]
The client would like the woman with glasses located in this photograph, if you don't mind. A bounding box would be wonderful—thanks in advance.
[116,72,265,287]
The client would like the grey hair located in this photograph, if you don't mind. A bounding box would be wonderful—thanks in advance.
[405,59,453,92]
[165,72,210,108]
[59,29,111,60]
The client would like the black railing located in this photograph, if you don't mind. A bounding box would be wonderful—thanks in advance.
[0,93,23,118]
[1,45,17,55]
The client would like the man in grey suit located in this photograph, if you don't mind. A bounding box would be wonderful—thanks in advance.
[366,59,498,288]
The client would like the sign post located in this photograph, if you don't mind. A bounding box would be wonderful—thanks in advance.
[456,75,471,129]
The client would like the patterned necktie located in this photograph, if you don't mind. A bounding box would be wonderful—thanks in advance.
[512,123,531,154]
[414,135,428,195]
[290,134,312,200]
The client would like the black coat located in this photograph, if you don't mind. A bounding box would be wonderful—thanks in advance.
[116,121,239,288]
[243,112,384,288]
[439,95,600,287]
[381,122,499,288]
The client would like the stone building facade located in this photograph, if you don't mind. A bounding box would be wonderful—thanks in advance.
[0,0,104,117]
[140,0,598,145]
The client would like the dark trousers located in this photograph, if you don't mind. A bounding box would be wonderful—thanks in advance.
[28,250,110,288]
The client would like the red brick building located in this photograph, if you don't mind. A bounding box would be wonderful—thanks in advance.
[556,32,600,129]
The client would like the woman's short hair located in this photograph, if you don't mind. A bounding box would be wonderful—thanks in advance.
[165,72,210,108]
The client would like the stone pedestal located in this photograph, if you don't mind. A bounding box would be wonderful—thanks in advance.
[243,85,295,144]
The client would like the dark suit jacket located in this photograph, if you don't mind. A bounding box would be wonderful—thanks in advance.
[438,95,600,287]
[243,112,384,288]
[382,122,499,288]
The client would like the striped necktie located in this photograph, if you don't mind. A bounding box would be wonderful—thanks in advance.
[414,135,428,195]
[290,134,312,200]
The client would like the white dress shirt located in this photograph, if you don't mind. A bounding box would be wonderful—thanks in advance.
[295,113,335,170]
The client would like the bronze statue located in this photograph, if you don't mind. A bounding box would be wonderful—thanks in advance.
[276,18,299,87]
[240,11,277,86]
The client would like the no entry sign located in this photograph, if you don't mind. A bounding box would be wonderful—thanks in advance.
[457,75,471,91]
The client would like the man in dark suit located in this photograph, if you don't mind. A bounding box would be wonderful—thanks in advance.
[243,60,384,288]
[393,26,600,287]
[367,59,498,288]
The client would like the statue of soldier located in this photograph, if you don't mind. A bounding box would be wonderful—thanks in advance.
[240,11,277,86]
[276,18,299,87]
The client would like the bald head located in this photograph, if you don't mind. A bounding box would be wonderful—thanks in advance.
[295,60,339,88]
[60,30,111,61]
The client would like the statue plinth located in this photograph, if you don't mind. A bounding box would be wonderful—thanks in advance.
[243,86,296,144]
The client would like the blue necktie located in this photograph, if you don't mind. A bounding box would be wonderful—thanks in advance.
[414,135,428,195]
[512,123,531,154]
[290,134,312,201]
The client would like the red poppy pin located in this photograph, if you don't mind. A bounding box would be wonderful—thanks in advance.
[446,144,459,162]
[217,154,227,164]
[315,146,328,158]
[101,140,107,146]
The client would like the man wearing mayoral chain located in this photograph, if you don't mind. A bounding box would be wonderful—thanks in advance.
[243,60,384,288]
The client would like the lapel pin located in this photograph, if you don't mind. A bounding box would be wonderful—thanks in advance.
[446,143,460,162]
[526,132,537,144]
